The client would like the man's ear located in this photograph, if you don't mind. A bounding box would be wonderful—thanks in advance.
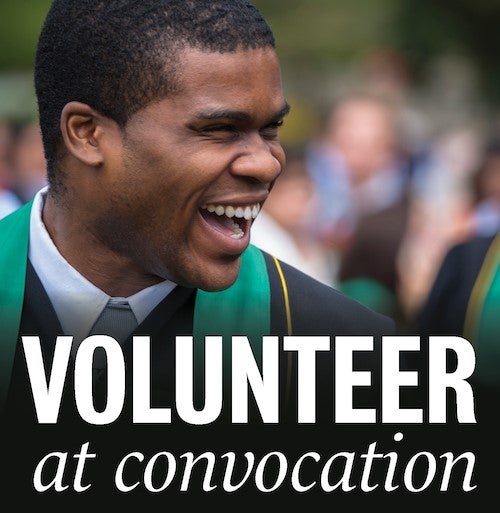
[60,101,118,167]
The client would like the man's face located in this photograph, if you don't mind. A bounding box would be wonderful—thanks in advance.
[95,47,287,291]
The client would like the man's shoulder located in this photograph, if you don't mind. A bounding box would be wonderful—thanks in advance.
[423,234,496,306]
[445,234,495,268]
[262,252,394,336]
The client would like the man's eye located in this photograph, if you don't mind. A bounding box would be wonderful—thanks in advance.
[198,124,240,141]
[261,120,284,137]
[204,125,237,133]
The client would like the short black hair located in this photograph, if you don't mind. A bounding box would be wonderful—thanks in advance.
[34,0,275,189]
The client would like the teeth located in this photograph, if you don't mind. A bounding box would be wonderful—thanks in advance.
[228,218,244,239]
[203,203,261,220]
[201,203,261,239]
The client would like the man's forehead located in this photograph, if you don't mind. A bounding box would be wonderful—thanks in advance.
[164,47,287,118]
[175,46,281,84]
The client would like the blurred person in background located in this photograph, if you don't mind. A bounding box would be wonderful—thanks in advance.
[9,120,48,203]
[469,138,500,236]
[305,93,411,251]
[304,92,414,319]
[251,151,337,286]
[416,229,500,507]
[416,134,500,379]
[336,193,410,321]
[397,124,483,322]
[416,229,500,435]
[412,145,500,502]
[0,120,22,218]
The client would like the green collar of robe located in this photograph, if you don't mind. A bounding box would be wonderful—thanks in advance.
[464,234,500,385]
[0,201,270,410]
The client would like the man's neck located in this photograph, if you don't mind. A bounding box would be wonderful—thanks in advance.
[42,193,164,297]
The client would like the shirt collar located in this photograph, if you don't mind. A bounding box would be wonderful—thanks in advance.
[28,187,177,341]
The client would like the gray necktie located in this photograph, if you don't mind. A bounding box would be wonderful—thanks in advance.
[89,299,138,373]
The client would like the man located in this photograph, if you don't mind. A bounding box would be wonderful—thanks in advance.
[417,234,500,505]
[1,0,394,506]
[418,233,500,387]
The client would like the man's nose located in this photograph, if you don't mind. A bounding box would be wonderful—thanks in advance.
[230,135,283,184]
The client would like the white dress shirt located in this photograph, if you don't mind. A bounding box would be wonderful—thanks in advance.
[28,187,177,341]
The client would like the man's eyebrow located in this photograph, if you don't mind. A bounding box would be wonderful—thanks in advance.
[194,102,291,122]
[195,109,251,122]
[272,102,291,121]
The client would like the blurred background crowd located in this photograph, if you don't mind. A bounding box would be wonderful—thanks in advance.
[2,0,500,332]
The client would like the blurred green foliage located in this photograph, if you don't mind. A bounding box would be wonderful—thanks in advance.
[255,0,500,100]
[1,0,400,71]
[0,0,52,120]
[392,0,500,103]
[253,0,397,66]
[1,0,500,122]
[0,1,52,70]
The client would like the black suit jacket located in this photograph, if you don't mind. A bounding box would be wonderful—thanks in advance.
[417,235,498,504]
[417,235,495,336]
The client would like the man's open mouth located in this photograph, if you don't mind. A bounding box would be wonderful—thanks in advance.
[199,203,261,239]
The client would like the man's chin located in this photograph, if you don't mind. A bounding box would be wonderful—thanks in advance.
[193,257,242,292]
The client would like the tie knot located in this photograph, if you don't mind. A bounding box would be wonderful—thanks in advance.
[89,299,138,345]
